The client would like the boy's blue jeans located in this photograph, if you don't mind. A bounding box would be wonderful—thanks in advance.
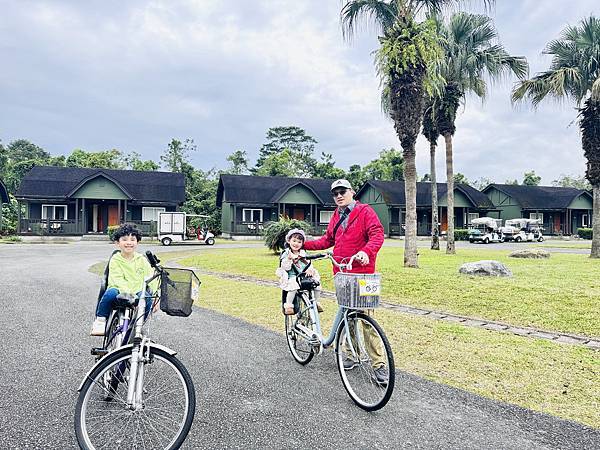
[96,288,153,318]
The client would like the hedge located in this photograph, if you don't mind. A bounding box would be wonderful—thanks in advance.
[577,228,592,239]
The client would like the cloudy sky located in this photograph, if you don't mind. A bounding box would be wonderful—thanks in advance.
[1,0,598,185]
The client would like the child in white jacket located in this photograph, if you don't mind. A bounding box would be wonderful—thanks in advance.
[275,228,322,315]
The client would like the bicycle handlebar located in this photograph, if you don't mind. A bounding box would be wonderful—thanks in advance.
[145,251,161,268]
[304,252,359,272]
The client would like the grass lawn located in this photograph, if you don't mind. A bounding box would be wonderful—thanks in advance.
[178,246,600,337]
[195,274,599,429]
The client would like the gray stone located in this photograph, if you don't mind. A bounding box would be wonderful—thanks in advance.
[508,248,551,259]
[458,260,513,277]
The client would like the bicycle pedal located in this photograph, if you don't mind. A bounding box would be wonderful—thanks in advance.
[91,347,108,357]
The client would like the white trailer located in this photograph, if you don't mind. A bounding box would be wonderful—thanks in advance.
[158,212,215,246]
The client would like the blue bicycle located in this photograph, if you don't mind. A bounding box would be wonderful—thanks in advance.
[284,252,395,411]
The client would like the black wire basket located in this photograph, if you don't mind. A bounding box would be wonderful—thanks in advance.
[333,273,381,309]
[160,268,201,317]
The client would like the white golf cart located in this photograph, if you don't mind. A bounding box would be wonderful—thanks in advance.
[501,218,544,242]
[468,217,504,244]
[158,212,215,246]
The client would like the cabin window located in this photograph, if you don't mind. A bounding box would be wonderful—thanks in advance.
[582,214,588,227]
[41,204,67,220]
[529,212,543,222]
[242,208,263,223]
[319,210,335,223]
[142,207,166,222]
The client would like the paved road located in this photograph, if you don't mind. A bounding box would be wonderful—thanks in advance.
[0,243,598,449]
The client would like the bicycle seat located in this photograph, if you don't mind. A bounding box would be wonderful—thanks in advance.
[114,293,138,308]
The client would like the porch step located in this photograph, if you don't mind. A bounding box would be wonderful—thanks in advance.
[81,234,111,241]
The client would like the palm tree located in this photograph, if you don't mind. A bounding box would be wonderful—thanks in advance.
[422,100,440,249]
[513,16,600,258]
[434,12,528,254]
[341,1,495,267]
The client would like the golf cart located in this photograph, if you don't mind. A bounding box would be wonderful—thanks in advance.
[501,218,544,242]
[468,217,504,244]
[158,212,215,246]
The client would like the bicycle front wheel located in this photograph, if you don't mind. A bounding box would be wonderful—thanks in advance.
[75,347,196,450]
[285,294,315,365]
[335,311,395,411]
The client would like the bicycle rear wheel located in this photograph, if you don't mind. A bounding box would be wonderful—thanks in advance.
[335,311,395,411]
[285,294,315,365]
[75,347,196,450]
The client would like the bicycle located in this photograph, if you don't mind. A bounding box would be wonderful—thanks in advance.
[284,252,395,411]
[75,251,199,450]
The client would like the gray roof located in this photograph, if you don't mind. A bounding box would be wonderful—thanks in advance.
[0,178,8,203]
[16,166,185,204]
[483,184,591,209]
[358,180,495,208]
[217,174,337,207]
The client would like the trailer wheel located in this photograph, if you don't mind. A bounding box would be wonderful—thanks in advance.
[206,238,215,245]
[161,237,172,246]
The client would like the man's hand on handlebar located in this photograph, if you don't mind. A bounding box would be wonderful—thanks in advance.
[354,251,369,265]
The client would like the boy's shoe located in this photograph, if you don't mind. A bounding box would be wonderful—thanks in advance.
[316,302,324,313]
[343,357,358,370]
[90,317,107,336]
[373,366,389,386]
[283,303,295,315]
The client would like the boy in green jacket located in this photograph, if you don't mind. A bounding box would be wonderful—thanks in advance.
[90,223,158,336]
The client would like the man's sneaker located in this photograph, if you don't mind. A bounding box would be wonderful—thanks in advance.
[90,317,107,336]
[373,366,389,386]
[343,357,358,370]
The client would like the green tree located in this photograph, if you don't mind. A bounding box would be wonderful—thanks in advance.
[253,126,318,177]
[346,164,367,190]
[363,148,404,181]
[472,177,494,190]
[513,16,600,255]
[65,148,125,169]
[453,172,470,185]
[161,138,196,173]
[504,178,519,185]
[552,174,591,190]
[180,162,221,232]
[254,148,298,177]
[225,150,250,175]
[122,151,159,171]
[433,12,528,254]
[2,139,53,192]
[522,170,541,186]
[311,152,346,179]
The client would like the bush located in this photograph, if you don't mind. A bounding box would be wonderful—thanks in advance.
[454,229,470,241]
[106,225,120,239]
[262,216,311,253]
[577,228,593,239]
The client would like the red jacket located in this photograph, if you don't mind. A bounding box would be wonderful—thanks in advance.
[304,202,384,274]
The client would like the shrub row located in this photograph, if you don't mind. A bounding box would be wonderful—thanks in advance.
[577,228,593,239]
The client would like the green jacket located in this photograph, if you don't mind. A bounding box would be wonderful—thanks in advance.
[108,252,158,294]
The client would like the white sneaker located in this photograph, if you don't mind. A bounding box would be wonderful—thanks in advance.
[90,317,107,336]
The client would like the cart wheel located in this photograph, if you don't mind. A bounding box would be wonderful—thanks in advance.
[538,237,544,242]
[484,237,490,244]
[161,237,172,246]
[206,238,215,245]
[515,236,521,242]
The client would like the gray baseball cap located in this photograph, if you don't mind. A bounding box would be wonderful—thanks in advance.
[330,179,352,191]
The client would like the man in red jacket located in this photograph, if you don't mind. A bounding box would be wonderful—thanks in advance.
[304,179,388,383]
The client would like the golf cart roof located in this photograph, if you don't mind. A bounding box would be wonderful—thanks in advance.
[505,218,542,226]
[185,214,210,218]
[470,217,501,228]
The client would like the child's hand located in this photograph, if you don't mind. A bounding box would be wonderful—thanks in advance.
[305,267,317,277]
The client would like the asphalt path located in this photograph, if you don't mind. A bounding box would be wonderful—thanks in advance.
[0,242,598,449]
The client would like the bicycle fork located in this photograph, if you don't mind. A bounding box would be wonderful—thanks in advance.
[126,336,151,410]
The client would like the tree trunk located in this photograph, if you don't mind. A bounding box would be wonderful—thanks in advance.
[430,140,439,250]
[591,184,600,258]
[403,147,418,267]
[444,133,455,254]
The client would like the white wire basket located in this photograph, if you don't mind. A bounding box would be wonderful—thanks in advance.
[333,273,381,309]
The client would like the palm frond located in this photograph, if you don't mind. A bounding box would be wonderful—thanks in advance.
[340,0,397,41]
